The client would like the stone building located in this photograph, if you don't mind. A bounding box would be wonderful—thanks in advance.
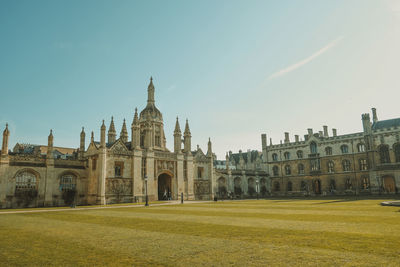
[0,78,215,208]
[262,108,400,196]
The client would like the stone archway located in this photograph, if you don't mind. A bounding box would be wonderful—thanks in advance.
[158,173,172,200]
[383,176,396,193]
[313,179,321,195]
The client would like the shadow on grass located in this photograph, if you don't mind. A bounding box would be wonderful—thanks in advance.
[313,199,359,205]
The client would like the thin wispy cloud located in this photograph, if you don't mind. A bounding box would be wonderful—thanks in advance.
[268,36,344,80]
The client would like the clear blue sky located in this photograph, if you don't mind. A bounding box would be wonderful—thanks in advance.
[1,0,399,158]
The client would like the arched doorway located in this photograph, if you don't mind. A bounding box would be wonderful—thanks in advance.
[313,179,321,194]
[158,173,172,200]
[383,176,396,193]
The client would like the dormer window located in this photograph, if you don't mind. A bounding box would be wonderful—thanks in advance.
[310,142,317,154]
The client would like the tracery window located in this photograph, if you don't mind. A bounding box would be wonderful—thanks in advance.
[342,160,351,172]
[297,150,303,159]
[327,161,334,173]
[298,164,305,175]
[310,159,320,171]
[60,174,76,191]
[310,142,317,154]
[361,176,370,190]
[359,159,368,171]
[379,145,390,164]
[285,165,291,175]
[345,178,352,190]
[357,143,365,152]
[284,152,290,160]
[272,166,279,176]
[341,145,349,154]
[15,171,37,191]
[325,147,332,156]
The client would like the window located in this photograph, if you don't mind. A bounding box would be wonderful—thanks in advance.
[140,131,145,147]
[310,159,320,171]
[92,158,97,170]
[341,145,349,154]
[345,178,352,190]
[114,162,124,177]
[327,161,334,173]
[394,143,400,162]
[379,145,390,164]
[298,164,304,174]
[361,176,370,190]
[300,181,307,191]
[142,158,147,178]
[284,152,290,160]
[357,143,365,152]
[15,171,37,191]
[198,167,204,178]
[325,147,332,156]
[342,159,351,171]
[285,165,291,175]
[184,161,187,180]
[272,153,278,161]
[273,181,280,191]
[155,135,161,147]
[359,159,368,170]
[329,179,336,191]
[287,181,292,191]
[60,174,76,191]
[272,166,279,176]
[310,142,317,154]
[297,150,303,159]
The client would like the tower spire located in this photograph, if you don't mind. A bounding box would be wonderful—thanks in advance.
[174,117,182,153]
[108,116,116,143]
[1,123,10,156]
[183,119,191,153]
[147,76,155,106]
[120,118,128,143]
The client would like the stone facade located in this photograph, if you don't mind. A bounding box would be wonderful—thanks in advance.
[0,78,215,208]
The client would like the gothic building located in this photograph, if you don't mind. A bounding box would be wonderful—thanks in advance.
[214,108,399,198]
[0,78,216,208]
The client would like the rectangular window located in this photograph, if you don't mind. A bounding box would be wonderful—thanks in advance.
[114,161,124,177]
[142,158,147,178]
[359,159,368,170]
[198,167,204,178]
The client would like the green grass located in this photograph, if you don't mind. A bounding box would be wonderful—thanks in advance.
[1,199,399,266]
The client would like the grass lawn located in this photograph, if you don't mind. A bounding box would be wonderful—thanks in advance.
[0,199,399,266]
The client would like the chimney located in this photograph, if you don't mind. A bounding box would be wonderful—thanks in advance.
[295,135,299,142]
[372,108,378,123]
[304,135,309,141]
[323,125,328,137]
[284,132,290,143]
[307,128,313,136]
[318,131,323,137]
[332,128,337,137]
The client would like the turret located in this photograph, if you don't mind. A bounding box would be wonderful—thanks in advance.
[206,138,212,157]
[131,108,140,149]
[174,117,182,153]
[225,152,229,170]
[108,116,116,144]
[91,131,94,144]
[284,132,290,143]
[100,120,106,148]
[120,119,128,143]
[47,129,54,158]
[362,113,372,133]
[1,123,10,156]
[183,119,191,153]
[372,108,378,124]
[80,127,85,158]
[147,76,155,106]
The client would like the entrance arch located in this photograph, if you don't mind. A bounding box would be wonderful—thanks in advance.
[383,175,396,193]
[158,173,172,200]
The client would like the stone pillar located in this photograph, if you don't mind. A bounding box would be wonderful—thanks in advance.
[133,150,143,201]
[176,153,184,200]
[145,150,155,201]
[186,154,194,200]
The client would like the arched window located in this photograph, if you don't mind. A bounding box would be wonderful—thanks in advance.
[298,163,304,174]
[342,159,351,171]
[60,173,77,191]
[327,161,334,173]
[15,171,37,192]
[287,181,292,191]
[273,181,280,191]
[329,179,336,191]
[247,178,255,196]
[272,166,279,176]
[359,159,368,170]
[393,143,400,162]
[272,153,278,161]
[285,165,291,175]
[341,145,349,154]
[284,152,290,160]
[310,142,317,154]
[325,147,332,156]
[300,181,307,191]
[357,143,365,152]
[345,178,352,190]
[297,150,303,159]
[361,176,370,190]
[379,145,390,164]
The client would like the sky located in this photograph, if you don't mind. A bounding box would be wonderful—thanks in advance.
[0,0,399,159]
